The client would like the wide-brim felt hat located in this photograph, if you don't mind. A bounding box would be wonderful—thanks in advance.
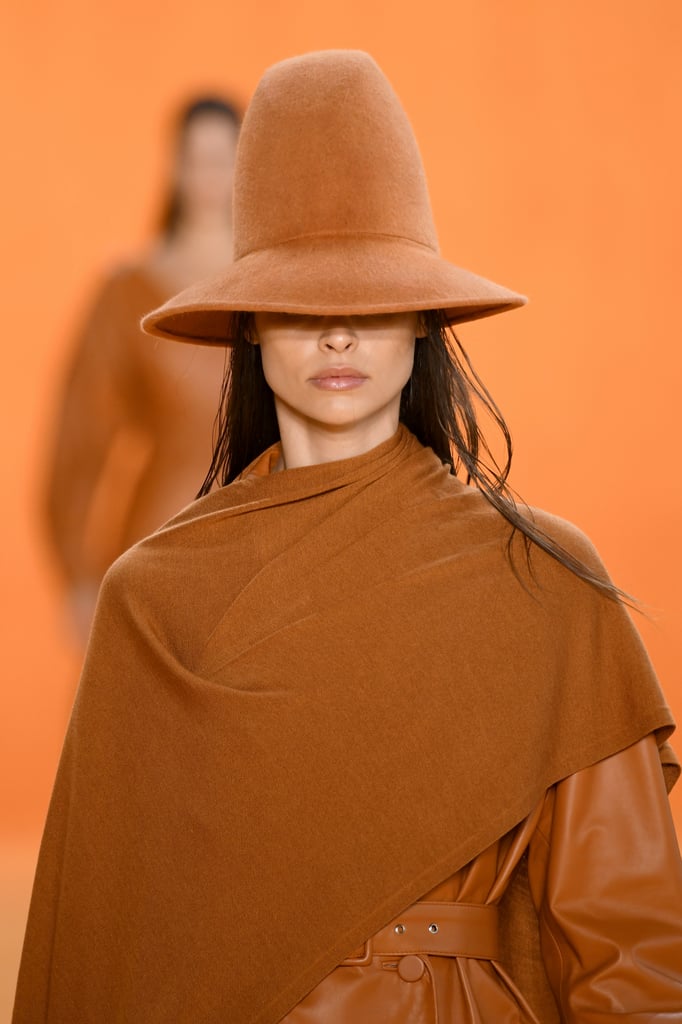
[142,50,526,345]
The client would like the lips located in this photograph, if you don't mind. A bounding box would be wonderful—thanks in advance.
[308,366,369,391]
[310,366,367,379]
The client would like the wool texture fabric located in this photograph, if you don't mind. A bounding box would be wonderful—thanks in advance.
[14,427,675,1024]
[141,51,526,345]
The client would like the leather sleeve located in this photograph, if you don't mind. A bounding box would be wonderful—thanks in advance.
[527,733,682,1022]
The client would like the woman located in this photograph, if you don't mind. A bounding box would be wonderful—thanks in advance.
[43,95,241,646]
[15,51,682,1023]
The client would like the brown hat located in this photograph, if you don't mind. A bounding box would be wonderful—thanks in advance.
[142,50,526,344]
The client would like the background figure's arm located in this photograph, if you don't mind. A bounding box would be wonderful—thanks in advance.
[528,733,682,1022]
[43,274,133,639]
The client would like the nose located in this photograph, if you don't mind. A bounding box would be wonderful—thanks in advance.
[318,320,358,353]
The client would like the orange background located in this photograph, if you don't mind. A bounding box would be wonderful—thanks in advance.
[2,0,681,1012]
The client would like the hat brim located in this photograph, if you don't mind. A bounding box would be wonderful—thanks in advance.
[141,235,527,344]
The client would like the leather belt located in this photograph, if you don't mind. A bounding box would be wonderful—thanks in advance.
[341,901,499,965]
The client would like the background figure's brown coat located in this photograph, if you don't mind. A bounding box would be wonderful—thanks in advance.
[44,263,226,589]
[14,428,678,1023]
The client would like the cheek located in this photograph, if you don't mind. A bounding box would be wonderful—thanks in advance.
[394,338,416,386]
[259,341,300,397]
[258,345,280,392]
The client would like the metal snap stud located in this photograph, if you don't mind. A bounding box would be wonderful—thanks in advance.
[394,923,406,934]
[428,923,439,933]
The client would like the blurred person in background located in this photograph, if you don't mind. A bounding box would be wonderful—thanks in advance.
[43,95,242,647]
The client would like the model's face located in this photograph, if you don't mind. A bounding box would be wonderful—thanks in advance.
[254,312,418,467]
[175,113,239,220]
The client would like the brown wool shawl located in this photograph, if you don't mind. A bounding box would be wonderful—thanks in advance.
[14,426,675,1024]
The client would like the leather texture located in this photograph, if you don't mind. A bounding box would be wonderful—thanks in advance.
[280,734,682,1023]
[341,902,500,963]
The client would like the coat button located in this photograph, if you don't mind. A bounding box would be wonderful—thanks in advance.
[398,955,426,982]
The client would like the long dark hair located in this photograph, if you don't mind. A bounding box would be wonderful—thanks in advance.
[158,96,243,237]
[198,310,629,604]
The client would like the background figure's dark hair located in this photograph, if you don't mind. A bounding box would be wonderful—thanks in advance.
[199,310,629,604]
[159,96,244,236]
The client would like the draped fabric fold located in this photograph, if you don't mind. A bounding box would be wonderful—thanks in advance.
[14,426,675,1024]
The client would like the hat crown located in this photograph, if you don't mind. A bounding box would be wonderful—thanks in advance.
[233,50,439,260]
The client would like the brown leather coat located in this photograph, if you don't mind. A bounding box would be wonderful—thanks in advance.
[282,735,682,1022]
